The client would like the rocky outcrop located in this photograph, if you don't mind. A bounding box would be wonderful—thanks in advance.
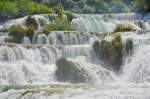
[93,34,133,71]
[55,57,91,83]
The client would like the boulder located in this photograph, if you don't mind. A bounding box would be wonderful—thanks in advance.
[55,57,91,83]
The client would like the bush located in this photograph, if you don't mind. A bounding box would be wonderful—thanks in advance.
[0,1,53,20]
[9,25,27,43]
[0,1,18,20]
[24,3,53,15]
[93,34,133,71]
[111,0,130,13]
[43,19,73,33]
[132,0,150,12]
[114,23,135,32]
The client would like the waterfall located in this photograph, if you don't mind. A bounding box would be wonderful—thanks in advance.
[71,13,150,32]
[1,13,150,99]
[0,45,59,85]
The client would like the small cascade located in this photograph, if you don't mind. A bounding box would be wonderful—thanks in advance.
[21,36,31,45]
[71,16,116,32]
[71,13,150,32]
[0,45,59,85]
[122,45,150,83]
[33,31,92,45]
[0,13,150,99]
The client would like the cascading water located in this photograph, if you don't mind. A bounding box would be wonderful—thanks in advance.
[0,13,150,99]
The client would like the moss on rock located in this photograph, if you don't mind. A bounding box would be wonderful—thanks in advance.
[26,16,38,30]
[8,23,35,43]
[93,34,133,71]
[55,57,90,83]
[9,24,27,43]
[114,23,135,32]
[125,38,133,55]
[44,88,64,96]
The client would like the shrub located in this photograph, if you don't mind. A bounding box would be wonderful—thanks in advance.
[24,3,53,15]
[114,23,135,32]
[132,0,150,12]
[0,1,18,20]
[43,19,73,33]
[111,0,130,13]
[0,1,53,20]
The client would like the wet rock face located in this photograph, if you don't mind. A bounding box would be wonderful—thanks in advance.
[93,34,133,71]
[93,34,123,71]
[55,57,91,83]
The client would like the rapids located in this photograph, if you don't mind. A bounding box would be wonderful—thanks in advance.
[0,13,150,99]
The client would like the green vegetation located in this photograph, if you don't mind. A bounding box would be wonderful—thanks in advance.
[93,34,133,71]
[0,1,17,19]
[9,25,27,43]
[44,88,64,96]
[0,84,87,97]
[43,8,73,33]
[55,57,90,83]
[114,23,135,32]
[132,0,150,12]
[43,19,73,33]
[39,0,150,13]
[9,24,35,43]
[0,0,149,20]
[0,0,52,20]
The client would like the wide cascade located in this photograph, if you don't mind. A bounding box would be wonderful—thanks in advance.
[0,13,150,99]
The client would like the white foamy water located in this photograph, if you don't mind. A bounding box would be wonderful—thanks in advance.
[0,13,150,99]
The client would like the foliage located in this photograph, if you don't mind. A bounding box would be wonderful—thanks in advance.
[0,0,52,20]
[114,23,135,32]
[0,1,18,19]
[132,0,150,12]
[43,18,73,33]
[0,0,149,19]
[111,0,131,13]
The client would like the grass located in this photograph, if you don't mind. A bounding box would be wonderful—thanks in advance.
[43,18,73,33]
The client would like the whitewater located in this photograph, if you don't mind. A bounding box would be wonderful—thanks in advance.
[0,13,150,99]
